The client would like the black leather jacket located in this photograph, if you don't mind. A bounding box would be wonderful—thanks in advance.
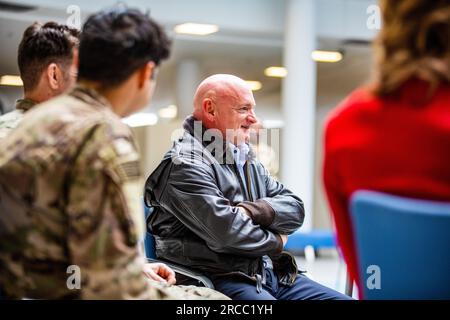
[145,116,305,287]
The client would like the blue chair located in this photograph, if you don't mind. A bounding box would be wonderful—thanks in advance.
[143,202,215,288]
[143,204,156,259]
[350,190,450,299]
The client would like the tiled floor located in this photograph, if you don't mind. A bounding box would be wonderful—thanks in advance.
[293,248,359,299]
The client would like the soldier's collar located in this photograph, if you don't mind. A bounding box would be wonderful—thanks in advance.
[70,84,112,110]
[15,98,37,112]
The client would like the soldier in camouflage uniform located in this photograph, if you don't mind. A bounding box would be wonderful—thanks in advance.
[0,22,79,140]
[0,7,228,300]
[0,99,36,139]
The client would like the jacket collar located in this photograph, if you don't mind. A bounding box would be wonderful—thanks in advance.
[69,84,112,110]
[15,98,37,112]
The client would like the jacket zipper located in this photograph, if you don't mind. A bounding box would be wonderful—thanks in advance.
[233,163,252,201]
[244,162,254,202]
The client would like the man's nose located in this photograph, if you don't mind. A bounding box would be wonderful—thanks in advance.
[247,110,257,124]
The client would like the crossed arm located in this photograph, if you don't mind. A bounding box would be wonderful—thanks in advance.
[155,160,304,258]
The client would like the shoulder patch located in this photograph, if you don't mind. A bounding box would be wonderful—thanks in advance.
[113,138,134,156]
[116,159,141,181]
[110,139,141,181]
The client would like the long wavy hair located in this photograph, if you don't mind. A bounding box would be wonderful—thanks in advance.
[373,0,450,97]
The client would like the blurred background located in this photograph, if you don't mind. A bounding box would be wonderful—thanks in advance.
[0,0,379,296]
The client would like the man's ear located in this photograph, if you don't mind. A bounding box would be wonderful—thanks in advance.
[46,63,61,90]
[137,61,155,89]
[202,98,216,121]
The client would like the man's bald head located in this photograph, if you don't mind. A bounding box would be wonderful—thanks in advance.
[192,74,257,145]
[193,74,251,116]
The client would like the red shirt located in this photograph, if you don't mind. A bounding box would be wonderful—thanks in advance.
[323,80,450,296]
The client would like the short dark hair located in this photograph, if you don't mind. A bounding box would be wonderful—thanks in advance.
[18,22,80,91]
[78,7,171,88]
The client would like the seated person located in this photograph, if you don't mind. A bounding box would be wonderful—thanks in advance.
[145,74,350,300]
[0,6,226,300]
[0,21,79,139]
[323,0,450,297]
[143,263,229,300]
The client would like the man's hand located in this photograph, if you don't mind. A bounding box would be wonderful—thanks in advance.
[279,234,288,246]
[240,206,288,246]
[142,262,176,285]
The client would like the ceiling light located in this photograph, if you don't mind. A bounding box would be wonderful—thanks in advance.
[264,67,287,78]
[311,50,343,63]
[174,23,219,36]
[0,75,23,86]
[245,81,262,91]
[158,104,178,119]
[122,112,158,127]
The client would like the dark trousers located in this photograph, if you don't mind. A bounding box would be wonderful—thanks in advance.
[212,268,352,300]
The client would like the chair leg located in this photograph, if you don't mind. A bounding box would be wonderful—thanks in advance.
[345,272,354,297]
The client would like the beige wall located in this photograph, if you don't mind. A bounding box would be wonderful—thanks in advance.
[132,120,183,180]
[313,104,337,230]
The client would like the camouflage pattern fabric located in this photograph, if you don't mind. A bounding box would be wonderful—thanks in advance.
[0,86,193,299]
[0,99,37,140]
[149,281,230,300]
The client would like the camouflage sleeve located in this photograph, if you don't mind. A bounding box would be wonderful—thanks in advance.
[65,123,168,299]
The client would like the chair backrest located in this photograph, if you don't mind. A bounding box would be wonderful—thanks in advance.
[143,202,156,259]
[350,190,450,300]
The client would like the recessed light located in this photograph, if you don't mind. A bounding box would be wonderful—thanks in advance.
[0,75,23,86]
[158,105,178,119]
[245,81,262,91]
[122,112,158,127]
[264,67,287,78]
[174,23,219,36]
[311,50,343,63]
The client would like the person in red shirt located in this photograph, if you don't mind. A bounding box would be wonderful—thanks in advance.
[323,0,450,297]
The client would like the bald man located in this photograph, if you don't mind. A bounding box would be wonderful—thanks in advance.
[145,74,350,300]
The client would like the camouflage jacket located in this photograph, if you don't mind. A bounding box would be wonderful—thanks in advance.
[0,86,171,299]
[0,99,37,140]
